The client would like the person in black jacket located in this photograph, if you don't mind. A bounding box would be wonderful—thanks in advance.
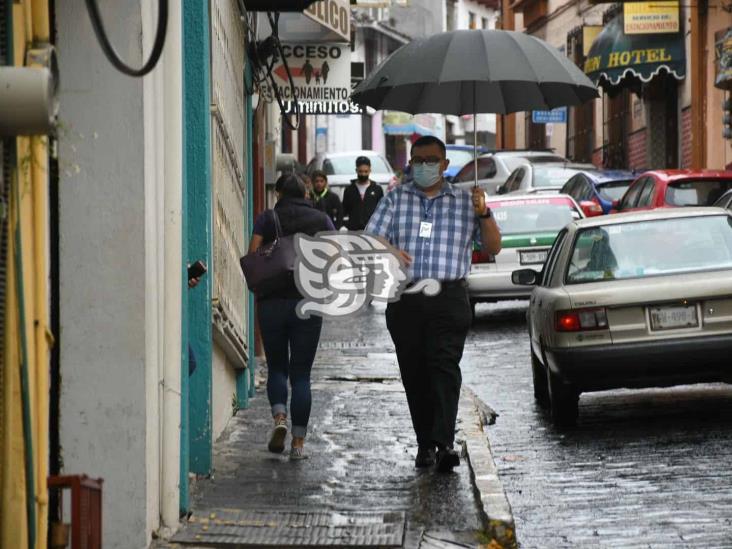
[249,174,334,460]
[311,170,343,229]
[342,156,384,231]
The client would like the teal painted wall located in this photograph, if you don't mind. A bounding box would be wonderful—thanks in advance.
[246,70,257,399]
[183,0,213,476]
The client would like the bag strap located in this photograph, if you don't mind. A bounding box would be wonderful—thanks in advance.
[270,209,283,239]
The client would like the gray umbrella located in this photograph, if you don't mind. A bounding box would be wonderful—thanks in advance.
[352,29,598,184]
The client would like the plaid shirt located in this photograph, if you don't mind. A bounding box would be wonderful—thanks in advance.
[365,182,483,281]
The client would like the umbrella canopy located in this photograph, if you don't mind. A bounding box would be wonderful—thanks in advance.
[352,29,598,115]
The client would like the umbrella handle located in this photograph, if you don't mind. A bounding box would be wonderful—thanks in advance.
[473,82,478,189]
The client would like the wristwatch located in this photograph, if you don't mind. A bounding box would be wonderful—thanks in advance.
[479,207,492,219]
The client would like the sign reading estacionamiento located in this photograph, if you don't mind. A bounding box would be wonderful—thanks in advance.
[623,1,679,35]
[261,44,351,104]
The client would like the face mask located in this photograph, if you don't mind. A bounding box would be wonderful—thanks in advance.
[412,162,442,189]
[357,174,369,183]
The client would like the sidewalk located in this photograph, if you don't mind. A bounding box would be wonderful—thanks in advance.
[167,307,514,548]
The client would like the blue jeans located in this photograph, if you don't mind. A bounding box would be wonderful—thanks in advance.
[257,298,323,438]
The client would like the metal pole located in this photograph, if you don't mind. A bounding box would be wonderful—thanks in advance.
[473,81,478,188]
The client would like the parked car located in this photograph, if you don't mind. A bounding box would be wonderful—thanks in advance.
[560,169,636,216]
[615,170,732,213]
[306,150,398,198]
[713,189,732,210]
[468,193,584,318]
[451,150,567,194]
[500,163,594,195]
[512,208,732,426]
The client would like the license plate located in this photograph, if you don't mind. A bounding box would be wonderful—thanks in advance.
[649,304,698,331]
[520,250,548,265]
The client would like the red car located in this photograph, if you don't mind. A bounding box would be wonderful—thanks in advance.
[615,170,732,213]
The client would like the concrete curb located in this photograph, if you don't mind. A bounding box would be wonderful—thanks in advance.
[458,388,517,549]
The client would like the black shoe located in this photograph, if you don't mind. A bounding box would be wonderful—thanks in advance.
[415,446,436,468]
[435,447,460,472]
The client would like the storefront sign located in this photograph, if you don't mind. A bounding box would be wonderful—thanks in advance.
[583,26,602,57]
[532,108,567,124]
[715,28,732,90]
[261,43,351,103]
[584,48,672,72]
[623,2,679,35]
[304,0,350,42]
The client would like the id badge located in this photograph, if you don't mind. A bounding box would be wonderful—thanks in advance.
[419,221,433,238]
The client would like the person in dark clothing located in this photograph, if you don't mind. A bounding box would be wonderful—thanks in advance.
[249,174,335,460]
[311,170,343,229]
[342,156,384,231]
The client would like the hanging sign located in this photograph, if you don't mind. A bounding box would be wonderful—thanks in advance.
[261,43,351,104]
[532,108,567,124]
[623,2,679,35]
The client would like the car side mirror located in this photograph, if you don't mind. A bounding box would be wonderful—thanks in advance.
[512,268,539,286]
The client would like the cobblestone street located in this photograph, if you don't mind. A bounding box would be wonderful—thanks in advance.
[463,302,732,549]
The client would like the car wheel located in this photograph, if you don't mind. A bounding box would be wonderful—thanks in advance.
[546,367,579,427]
[531,349,549,408]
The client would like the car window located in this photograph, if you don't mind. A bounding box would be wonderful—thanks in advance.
[477,157,497,179]
[618,178,646,210]
[446,149,474,169]
[455,161,475,182]
[597,180,632,202]
[325,154,392,175]
[490,197,579,234]
[508,168,525,191]
[665,179,732,206]
[532,167,579,188]
[577,178,594,201]
[561,176,579,197]
[542,229,569,287]
[565,215,732,284]
[636,179,656,207]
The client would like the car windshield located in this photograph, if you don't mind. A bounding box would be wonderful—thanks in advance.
[489,197,579,234]
[324,155,392,175]
[566,215,732,284]
[446,149,474,168]
[666,179,732,206]
[533,167,578,187]
[597,180,632,201]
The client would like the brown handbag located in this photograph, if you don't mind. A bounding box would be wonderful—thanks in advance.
[240,210,296,297]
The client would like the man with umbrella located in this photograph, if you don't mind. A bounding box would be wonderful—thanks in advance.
[366,136,502,472]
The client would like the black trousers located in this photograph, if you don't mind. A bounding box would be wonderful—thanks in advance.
[385,281,472,449]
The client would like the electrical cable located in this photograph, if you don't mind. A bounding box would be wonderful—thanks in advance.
[265,11,300,130]
[85,0,168,77]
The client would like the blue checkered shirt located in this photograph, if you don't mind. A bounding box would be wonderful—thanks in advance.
[365,182,482,281]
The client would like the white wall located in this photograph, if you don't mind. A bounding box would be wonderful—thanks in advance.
[57,1,158,547]
[212,345,238,440]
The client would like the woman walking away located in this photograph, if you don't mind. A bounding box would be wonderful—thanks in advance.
[249,174,334,460]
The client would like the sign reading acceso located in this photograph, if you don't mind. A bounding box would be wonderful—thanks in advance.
[262,43,351,104]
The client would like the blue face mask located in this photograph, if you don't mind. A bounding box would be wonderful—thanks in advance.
[412,162,442,189]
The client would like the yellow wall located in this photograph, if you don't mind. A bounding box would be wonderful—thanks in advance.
[1,1,51,548]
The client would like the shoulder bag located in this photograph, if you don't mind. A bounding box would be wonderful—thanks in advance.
[240,210,296,297]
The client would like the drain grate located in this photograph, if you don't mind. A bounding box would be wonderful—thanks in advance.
[171,510,406,547]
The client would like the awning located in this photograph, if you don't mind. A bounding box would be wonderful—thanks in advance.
[584,14,685,88]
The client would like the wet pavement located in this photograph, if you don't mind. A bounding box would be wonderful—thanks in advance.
[462,301,732,549]
[178,304,487,547]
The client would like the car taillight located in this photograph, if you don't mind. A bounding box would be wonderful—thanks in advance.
[472,250,495,264]
[555,308,608,332]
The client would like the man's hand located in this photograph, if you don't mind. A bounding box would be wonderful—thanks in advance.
[472,186,487,216]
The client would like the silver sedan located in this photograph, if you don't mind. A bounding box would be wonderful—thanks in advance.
[512,208,732,426]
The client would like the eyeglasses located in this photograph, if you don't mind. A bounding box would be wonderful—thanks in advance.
[411,156,443,165]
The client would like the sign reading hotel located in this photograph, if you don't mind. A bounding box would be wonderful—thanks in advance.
[262,44,351,106]
[584,48,673,74]
[623,2,679,35]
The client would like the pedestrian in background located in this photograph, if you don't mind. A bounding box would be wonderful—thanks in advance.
[311,170,343,229]
[366,136,502,472]
[301,173,314,202]
[249,174,334,460]
[342,156,384,231]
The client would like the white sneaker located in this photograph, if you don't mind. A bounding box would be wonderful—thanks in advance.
[268,418,288,454]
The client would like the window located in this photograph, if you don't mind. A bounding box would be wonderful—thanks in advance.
[618,178,646,210]
[324,154,392,175]
[542,229,569,287]
[636,179,656,208]
[482,17,489,29]
[507,168,525,192]
[566,216,732,284]
[469,12,477,29]
[597,181,632,202]
[562,175,580,198]
[666,179,732,206]
[491,198,578,235]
